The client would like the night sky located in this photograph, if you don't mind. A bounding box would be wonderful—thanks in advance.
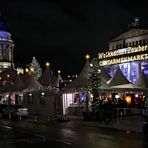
[0,0,148,77]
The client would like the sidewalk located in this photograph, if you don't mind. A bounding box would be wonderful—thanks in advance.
[79,115,143,133]
[24,114,144,133]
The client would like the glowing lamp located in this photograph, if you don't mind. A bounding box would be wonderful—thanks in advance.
[90,63,93,67]
[30,68,34,72]
[41,92,45,96]
[85,54,90,60]
[98,69,101,73]
[45,62,50,67]
[17,71,20,75]
[115,95,120,99]
[25,68,29,73]
[58,70,61,74]
[90,94,93,98]
[7,74,10,78]
[125,96,131,105]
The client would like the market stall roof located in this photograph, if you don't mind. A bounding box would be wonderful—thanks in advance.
[53,71,63,89]
[99,79,110,89]
[110,83,136,89]
[100,66,111,83]
[38,64,56,87]
[13,74,25,91]
[1,80,14,93]
[107,65,131,87]
[0,69,17,82]
[24,74,43,90]
[64,59,91,91]
[134,70,148,89]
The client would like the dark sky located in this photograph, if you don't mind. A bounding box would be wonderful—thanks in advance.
[0,0,148,77]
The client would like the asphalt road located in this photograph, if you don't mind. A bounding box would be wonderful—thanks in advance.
[0,119,148,148]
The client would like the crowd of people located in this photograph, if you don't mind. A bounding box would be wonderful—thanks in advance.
[83,95,146,124]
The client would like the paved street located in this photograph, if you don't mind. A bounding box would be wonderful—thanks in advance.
[22,114,144,133]
[0,115,147,148]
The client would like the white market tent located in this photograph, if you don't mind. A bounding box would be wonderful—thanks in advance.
[108,65,130,86]
[2,80,14,92]
[108,65,137,89]
[64,59,110,91]
[53,72,63,89]
[134,70,148,89]
[13,74,25,91]
[24,74,43,90]
[100,66,111,83]
[110,83,136,89]
[38,65,56,88]
[64,59,91,91]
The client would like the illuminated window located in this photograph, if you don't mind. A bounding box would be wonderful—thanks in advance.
[132,41,135,46]
[131,66,137,77]
[143,39,146,45]
[121,65,128,77]
[139,40,142,45]
[132,78,137,83]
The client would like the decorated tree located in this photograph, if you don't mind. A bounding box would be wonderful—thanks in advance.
[89,57,101,113]
[29,57,42,79]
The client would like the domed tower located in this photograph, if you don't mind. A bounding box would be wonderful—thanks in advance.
[0,15,14,73]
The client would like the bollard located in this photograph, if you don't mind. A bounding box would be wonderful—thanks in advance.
[47,115,50,122]
[34,115,37,122]
[19,115,22,120]
[9,113,11,119]
[120,111,122,117]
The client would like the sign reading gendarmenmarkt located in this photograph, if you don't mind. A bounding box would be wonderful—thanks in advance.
[98,45,148,66]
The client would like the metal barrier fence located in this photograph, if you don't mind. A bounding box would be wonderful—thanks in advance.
[114,108,145,117]
[67,107,145,117]
[67,107,83,116]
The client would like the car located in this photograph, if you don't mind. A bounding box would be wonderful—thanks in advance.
[2,104,29,119]
[11,104,29,118]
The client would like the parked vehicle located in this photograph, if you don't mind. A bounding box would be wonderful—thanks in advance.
[143,109,148,136]
[1,104,29,119]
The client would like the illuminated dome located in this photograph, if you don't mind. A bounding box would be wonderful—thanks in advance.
[0,15,14,73]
